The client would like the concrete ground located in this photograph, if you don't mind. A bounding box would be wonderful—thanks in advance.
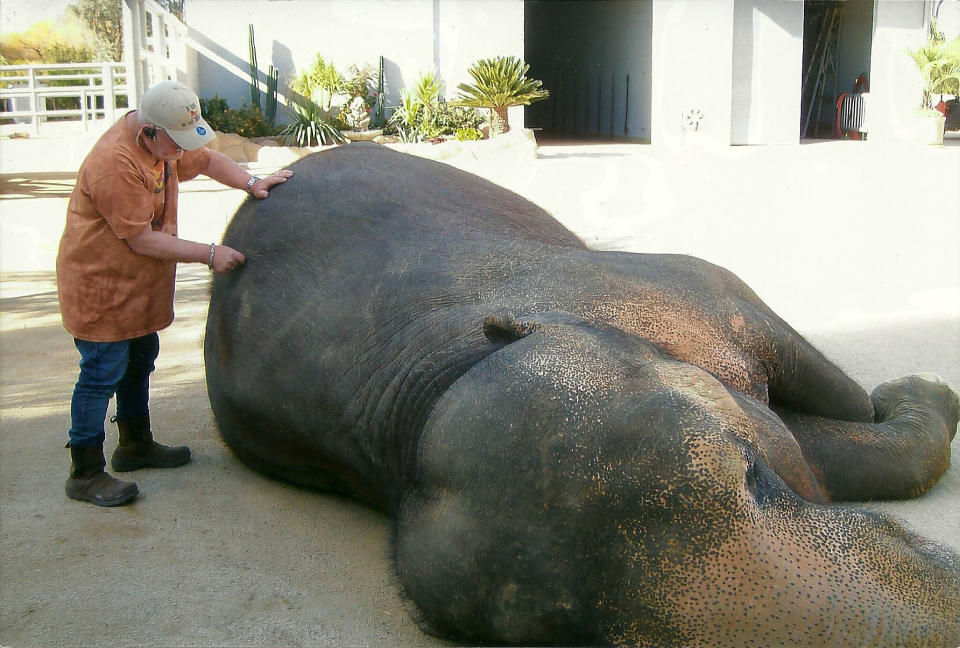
[1,128,958,647]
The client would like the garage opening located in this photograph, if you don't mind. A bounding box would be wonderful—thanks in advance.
[800,0,874,140]
[523,0,652,142]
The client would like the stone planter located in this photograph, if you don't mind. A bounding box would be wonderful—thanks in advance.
[341,129,384,142]
[907,113,946,145]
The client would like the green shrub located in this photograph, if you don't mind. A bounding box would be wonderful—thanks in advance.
[291,54,346,111]
[200,95,275,137]
[386,69,484,142]
[387,100,484,142]
[433,103,484,132]
[455,127,483,141]
[277,101,343,147]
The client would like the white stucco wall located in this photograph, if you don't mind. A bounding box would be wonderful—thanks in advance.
[730,0,803,145]
[867,0,928,142]
[185,0,523,125]
[180,0,942,145]
[935,0,960,38]
[651,0,735,147]
[434,0,526,129]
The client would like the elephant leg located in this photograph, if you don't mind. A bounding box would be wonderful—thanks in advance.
[775,374,960,501]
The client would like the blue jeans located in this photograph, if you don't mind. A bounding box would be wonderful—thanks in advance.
[68,333,160,447]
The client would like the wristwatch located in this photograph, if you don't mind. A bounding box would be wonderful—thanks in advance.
[246,175,260,193]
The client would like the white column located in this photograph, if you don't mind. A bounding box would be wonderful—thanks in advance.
[651,0,736,148]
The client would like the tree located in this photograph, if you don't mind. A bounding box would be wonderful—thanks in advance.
[67,0,185,62]
[0,17,95,64]
[453,56,549,136]
[68,0,122,61]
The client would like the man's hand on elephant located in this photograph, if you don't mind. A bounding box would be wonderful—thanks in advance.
[211,244,245,273]
[248,169,294,199]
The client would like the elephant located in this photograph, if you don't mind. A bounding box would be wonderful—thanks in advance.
[204,142,960,648]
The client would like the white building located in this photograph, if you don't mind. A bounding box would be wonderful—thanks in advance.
[129,0,959,146]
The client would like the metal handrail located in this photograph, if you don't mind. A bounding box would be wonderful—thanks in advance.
[0,62,129,132]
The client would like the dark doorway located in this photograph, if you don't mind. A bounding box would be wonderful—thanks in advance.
[801,0,874,139]
[523,0,652,142]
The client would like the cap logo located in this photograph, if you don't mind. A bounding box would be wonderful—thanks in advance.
[196,126,207,136]
[176,105,202,129]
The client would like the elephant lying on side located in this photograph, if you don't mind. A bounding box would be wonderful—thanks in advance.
[204,143,960,648]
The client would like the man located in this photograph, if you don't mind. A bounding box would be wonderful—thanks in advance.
[56,80,294,506]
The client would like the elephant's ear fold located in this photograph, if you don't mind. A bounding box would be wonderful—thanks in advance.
[483,310,588,344]
[482,314,541,344]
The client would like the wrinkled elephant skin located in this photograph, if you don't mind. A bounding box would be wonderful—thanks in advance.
[204,143,960,648]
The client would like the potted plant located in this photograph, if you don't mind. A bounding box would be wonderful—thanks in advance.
[453,56,548,137]
[906,27,960,144]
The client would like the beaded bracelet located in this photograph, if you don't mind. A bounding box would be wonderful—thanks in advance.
[208,243,216,270]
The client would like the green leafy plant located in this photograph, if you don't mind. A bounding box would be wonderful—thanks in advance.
[906,25,960,110]
[277,101,343,146]
[199,95,275,137]
[411,68,443,106]
[386,69,482,142]
[453,56,548,136]
[455,127,483,141]
[389,87,424,142]
[433,103,484,132]
[292,54,346,112]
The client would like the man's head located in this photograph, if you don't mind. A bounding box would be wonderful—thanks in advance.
[138,80,215,151]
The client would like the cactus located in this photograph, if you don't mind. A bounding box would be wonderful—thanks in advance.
[371,54,386,128]
[265,65,279,125]
[248,24,260,109]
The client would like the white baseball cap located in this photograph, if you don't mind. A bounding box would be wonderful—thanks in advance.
[138,80,215,150]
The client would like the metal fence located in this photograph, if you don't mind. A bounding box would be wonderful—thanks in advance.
[0,63,129,133]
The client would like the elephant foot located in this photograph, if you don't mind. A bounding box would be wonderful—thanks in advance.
[871,374,960,440]
[864,374,960,498]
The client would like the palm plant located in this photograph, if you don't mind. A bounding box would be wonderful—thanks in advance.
[277,100,343,147]
[907,30,960,110]
[453,56,548,136]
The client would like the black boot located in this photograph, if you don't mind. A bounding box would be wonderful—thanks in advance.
[65,444,139,507]
[111,416,191,472]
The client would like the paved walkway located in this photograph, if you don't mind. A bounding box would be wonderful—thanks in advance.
[1,131,958,647]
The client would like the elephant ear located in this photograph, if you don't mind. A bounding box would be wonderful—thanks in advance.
[482,310,592,345]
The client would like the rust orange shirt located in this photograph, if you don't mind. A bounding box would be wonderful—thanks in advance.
[56,112,211,342]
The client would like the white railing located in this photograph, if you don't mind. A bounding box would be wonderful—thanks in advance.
[0,62,129,132]
[123,0,190,104]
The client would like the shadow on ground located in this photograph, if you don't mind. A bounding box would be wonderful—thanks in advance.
[0,172,78,200]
